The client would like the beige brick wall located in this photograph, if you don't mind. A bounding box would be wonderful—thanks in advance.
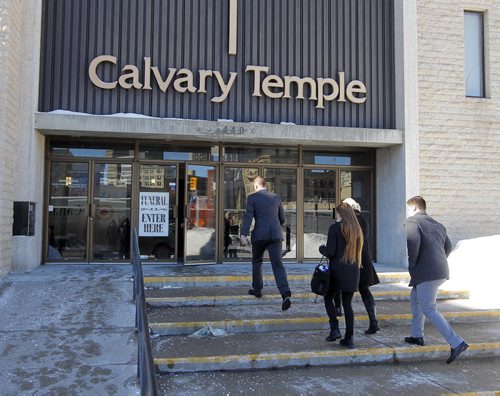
[0,0,43,276]
[0,0,23,276]
[417,1,500,244]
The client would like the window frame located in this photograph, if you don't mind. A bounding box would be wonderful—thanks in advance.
[464,10,487,98]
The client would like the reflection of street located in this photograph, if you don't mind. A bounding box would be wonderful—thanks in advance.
[186,227,216,260]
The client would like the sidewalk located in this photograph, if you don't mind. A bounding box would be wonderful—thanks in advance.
[0,265,138,395]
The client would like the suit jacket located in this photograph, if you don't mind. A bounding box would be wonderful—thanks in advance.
[240,189,285,242]
[406,211,452,287]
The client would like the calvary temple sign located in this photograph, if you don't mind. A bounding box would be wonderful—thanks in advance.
[88,0,368,110]
[88,56,367,109]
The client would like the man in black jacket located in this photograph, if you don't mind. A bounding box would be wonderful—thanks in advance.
[405,196,468,364]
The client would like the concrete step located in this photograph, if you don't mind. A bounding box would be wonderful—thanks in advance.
[145,284,469,307]
[157,357,500,394]
[144,271,410,288]
[151,321,500,373]
[147,300,500,336]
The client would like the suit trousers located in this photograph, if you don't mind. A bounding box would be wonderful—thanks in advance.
[251,239,290,297]
[410,279,464,349]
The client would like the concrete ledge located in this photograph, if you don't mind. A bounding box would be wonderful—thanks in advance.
[149,310,500,336]
[146,289,470,307]
[154,342,500,372]
[35,112,403,147]
[144,272,411,288]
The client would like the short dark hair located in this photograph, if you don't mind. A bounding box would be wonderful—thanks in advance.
[254,176,267,188]
[407,195,426,211]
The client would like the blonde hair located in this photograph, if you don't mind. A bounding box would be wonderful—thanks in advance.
[343,197,361,212]
[336,203,363,267]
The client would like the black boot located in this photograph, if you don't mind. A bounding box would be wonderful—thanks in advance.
[339,330,354,349]
[325,324,341,342]
[363,298,380,335]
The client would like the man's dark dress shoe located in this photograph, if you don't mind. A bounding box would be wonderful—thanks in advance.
[446,341,469,364]
[404,336,425,346]
[248,289,262,298]
[282,296,291,311]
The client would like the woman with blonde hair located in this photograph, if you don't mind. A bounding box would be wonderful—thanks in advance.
[319,202,363,348]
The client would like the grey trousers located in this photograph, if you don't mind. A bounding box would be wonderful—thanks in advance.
[410,279,464,349]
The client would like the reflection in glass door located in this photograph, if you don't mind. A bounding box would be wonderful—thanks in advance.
[223,167,259,261]
[92,163,132,260]
[303,169,336,259]
[138,164,177,260]
[264,168,297,259]
[340,170,374,255]
[185,164,217,263]
[47,162,89,260]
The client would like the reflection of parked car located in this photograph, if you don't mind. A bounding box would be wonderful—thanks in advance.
[138,222,176,260]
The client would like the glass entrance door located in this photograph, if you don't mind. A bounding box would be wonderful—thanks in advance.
[303,169,337,259]
[222,166,296,262]
[184,164,218,263]
[92,163,132,260]
[264,168,297,260]
[47,161,133,261]
[47,162,89,260]
[223,167,259,261]
[138,164,177,261]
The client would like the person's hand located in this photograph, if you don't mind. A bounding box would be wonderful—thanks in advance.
[240,235,249,245]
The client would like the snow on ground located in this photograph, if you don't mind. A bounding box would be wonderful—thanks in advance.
[446,234,500,308]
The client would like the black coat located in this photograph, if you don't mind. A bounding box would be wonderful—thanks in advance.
[319,222,360,293]
[356,212,380,287]
[406,211,452,287]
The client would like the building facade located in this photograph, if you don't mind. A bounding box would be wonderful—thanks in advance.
[0,0,498,275]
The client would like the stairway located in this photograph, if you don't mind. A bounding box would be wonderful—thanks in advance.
[143,264,500,378]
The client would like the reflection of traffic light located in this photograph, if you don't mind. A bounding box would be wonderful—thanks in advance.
[189,177,197,191]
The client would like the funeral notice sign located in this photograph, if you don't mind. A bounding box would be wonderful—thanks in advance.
[139,192,169,237]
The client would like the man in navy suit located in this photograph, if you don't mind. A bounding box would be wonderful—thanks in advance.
[240,177,292,310]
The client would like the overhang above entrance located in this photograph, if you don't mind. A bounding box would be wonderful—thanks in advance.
[35,112,403,148]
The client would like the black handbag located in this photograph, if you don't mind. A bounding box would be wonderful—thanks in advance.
[311,256,330,296]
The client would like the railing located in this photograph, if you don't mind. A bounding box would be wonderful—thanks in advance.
[132,229,159,396]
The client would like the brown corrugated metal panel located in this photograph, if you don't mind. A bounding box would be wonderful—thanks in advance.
[39,0,395,129]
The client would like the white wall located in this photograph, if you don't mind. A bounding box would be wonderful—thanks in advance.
[376,0,420,267]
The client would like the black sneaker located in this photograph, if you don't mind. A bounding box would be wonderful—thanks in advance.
[335,307,343,317]
[282,296,291,311]
[446,341,469,364]
[404,336,425,346]
[248,289,262,298]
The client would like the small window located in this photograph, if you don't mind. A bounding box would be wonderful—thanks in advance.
[464,11,485,97]
[223,146,298,164]
[49,140,134,159]
[140,144,219,162]
[302,150,373,166]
